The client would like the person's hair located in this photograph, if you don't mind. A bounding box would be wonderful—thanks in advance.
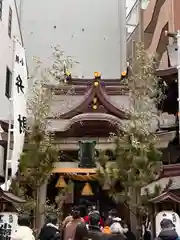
[104,219,112,227]
[109,209,118,218]
[89,212,100,226]
[47,215,57,225]
[160,219,174,229]
[18,215,31,227]
[88,206,92,214]
[72,206,81,219]
[62,216,73,227]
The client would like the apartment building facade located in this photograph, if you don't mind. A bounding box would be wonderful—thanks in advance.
[144,0,180,69]
[127,0,180,70]
[126,0,150,60]
[0,0,23,182]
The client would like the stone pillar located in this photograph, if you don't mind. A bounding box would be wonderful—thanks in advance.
[129,188,138,235]
[130,204,138,234]
[38,178,48,229]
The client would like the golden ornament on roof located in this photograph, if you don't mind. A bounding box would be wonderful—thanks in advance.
[93,105,97,110]
[94,81,99,87]
[121,71,127,77]
[65,70,71,76]
[94,72,101,77]
[93,97,97,103]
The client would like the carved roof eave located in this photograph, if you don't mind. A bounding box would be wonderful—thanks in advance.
[58,82,130,120]
[149,191,180,204]
[156,67,177,77]
[0,189,25,204]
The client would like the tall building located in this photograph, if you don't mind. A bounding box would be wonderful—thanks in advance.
[141,0,180,217]
[143,0,180,69]
[126,0,150,60]
[16,0,126,78]
[127,0,180,69]
[0,0,24,182]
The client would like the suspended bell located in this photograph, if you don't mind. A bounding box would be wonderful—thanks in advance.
[56,176,67,188]
[81,182,93,196]
[102,181,110,190]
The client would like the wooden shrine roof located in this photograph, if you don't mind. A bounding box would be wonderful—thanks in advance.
[0,189,25,204]
[48,78,130,120]
[150,191,180,204]
[156,67,177,77]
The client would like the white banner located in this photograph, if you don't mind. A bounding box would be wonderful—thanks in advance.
[11,38,28,177]
[0,212,18,239]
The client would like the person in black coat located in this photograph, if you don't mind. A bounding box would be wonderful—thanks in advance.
[39,215,61,240]
[158,219,178,240]
[123,224,136,240]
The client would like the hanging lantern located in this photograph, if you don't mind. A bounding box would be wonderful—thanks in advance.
[81,182,93,196]
[56,176,67,188]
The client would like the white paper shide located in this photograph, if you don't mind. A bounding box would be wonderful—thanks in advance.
[11,38,28,177]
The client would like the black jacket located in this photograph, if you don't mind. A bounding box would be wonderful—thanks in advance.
[125,230,136,240]
[39,223,61,240]
[158,229,178,240]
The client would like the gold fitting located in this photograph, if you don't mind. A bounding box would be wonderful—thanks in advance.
[66,70,71,76]
[121,71,127,77]
[94,81,99,87]
[94,72,101,77]
[93,97,97,103]
[93,105,97,110]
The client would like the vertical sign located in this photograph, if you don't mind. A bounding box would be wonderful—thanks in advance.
[11,38,28,177]
[0,212,18,240]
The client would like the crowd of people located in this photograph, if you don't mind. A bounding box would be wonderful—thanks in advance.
[39,206,133,240]
[10,206,134,240]
[10,206,180,240]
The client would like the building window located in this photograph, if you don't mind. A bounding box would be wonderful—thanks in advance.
[5,67,12,98]
[8,7,12,37]
[0,0,2,20]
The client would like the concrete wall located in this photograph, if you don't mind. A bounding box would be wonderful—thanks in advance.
[0,0,22,121]
[16,0,126,78]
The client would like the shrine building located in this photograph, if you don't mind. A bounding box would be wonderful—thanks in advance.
[40,70,179,224]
